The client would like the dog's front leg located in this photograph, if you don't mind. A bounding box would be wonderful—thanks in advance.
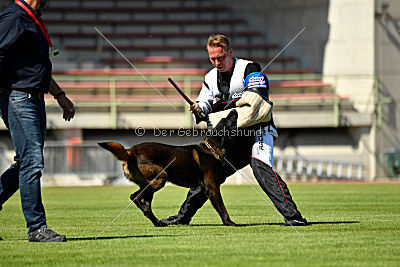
[130,187,167,227]
[205,181,237,226]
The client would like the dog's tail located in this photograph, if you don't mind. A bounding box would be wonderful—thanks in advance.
[98,142,129,161]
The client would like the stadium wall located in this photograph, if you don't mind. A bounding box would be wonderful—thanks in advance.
[222,0,400,179]
[219,0,330,73]
[375,0,400,178]
[1,0,399,180]
[323,0,377,178]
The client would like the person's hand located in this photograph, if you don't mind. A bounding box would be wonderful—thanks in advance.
[56,95,75,121]
[189,103,202,115]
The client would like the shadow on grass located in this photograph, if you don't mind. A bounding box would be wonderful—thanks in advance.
[69,234,186,241]
[188,221,360,227]
[306,221,359,225]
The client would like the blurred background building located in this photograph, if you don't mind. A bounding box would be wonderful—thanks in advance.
[0,0,399,183]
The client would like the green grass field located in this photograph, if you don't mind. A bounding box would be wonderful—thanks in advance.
[1,183,399,266]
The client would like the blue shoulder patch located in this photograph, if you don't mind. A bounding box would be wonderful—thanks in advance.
[244,72,269,89]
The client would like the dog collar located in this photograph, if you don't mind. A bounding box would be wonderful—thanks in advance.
[204,140,223,161]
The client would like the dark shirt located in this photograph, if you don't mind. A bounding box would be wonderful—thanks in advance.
[195,61,262,123]
[214,61,274,132]
[217,62,261,103]
[218,62,264,161]
[208,62,261,112]
[0,1,52,92]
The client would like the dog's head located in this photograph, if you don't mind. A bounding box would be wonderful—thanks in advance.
[204,109,238,159]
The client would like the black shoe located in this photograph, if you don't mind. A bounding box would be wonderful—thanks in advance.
[160,215,190,225]
[0,237,3,241]
[281,217,309,226]
[28,227,67,242]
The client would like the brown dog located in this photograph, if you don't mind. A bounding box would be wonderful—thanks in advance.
[99,110,253,227]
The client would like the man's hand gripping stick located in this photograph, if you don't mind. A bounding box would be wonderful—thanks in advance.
[167,77,207,120]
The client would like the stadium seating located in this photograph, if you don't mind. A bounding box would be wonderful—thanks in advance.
[44,0,299,71]
[43,0,352,115]
[51,68,352,114]
[0,0,363,182]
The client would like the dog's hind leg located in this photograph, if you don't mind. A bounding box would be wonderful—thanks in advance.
[204,177,237,226]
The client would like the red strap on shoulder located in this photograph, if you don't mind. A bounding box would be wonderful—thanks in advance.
[15,0,52,47]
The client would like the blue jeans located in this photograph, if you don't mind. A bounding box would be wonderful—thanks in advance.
[0,90,47,234]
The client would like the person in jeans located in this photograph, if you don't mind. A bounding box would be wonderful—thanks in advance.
[0,0,75,242]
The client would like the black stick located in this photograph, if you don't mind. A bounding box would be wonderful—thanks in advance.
[168,77,206,120]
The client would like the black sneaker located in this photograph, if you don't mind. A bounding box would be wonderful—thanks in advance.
[281,218,309,226]
[160,215,190,225]
[0,237,3,241]
[28,228,67,242]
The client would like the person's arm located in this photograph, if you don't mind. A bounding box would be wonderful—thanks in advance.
[244,62,261,78]
[189,81,215,123]
[0,12,24,76]
[0,47,7,77]
[48,77,75,121]
[193,81,214,115]
[243,63,270,101]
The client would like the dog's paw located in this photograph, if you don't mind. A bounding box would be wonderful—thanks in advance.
[223,220,238,227]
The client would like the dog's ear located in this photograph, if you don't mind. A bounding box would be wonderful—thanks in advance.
[98,142,129,161]
[221,110,238,147]
[220,135,227,148]
[214,117,226,130]
[207,109,238,148]
[225,109,238,130]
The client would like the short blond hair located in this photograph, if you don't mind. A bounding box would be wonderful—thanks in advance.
[207,34,231,51]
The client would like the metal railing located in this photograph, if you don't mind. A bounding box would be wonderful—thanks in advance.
[51,73,203,128]
[274,155,365,180]
[43,143,122,178]
[50,72,356,128]
[43,143,365,180]
[0,143,367,183]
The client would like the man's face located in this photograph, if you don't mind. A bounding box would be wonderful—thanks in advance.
[207,45,234,73]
